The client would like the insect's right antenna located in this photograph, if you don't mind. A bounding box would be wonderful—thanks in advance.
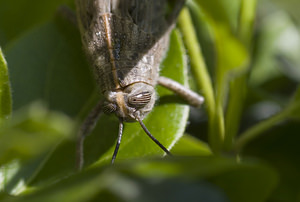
[137,118,172,156]
[111,118,124,164]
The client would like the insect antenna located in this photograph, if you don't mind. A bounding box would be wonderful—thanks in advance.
[137,118,172,156]
[77,101,103,171]
[111,118,124,164]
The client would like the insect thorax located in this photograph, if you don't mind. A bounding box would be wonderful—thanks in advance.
[81,13,169,92]
[79,13,170,121]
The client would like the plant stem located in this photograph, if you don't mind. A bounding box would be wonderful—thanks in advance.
[178,7,223,152]
[234,106,292,152]
[235,84,300,151]
[224,77,247,150]
[224,0,257,150]
[237,0,258,48]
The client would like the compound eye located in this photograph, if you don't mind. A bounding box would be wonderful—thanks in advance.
[128,91,152,108]
[103,103,117,114]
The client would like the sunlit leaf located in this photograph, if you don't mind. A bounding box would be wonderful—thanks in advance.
[171,134,211,156]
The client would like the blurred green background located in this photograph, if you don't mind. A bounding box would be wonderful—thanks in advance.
[0,0,300,201]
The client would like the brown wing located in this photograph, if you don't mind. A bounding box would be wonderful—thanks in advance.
[112,0,185,38]
[76,0,185,38]
[75,0,186,91]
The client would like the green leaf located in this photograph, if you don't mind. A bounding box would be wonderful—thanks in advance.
[0,102,74,194]
[0,48,12,124]
[3,16,102,186]
[2,166,226,202]
[127,157,278,202]
[209,162,277,202]
[3,167,111,202]
[0,0,74,46]
[171,134,211,156]
[5,19,95,117]
[26,26,190,184]
[191,0,241,30]
[2,157,277,202]
[0,102,73,165]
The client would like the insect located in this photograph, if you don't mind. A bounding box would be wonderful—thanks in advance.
[74,0,204,170]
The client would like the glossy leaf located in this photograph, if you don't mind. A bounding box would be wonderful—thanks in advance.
[0,48,12,124]
[171,134,211,156]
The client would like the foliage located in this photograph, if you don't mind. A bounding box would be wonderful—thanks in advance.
[0,0,299,201]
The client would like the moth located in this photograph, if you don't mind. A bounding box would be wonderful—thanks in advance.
[74,0,204,170]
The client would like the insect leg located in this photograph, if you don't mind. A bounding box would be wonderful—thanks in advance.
[111,119,124,164]
[158,76,204,108]
[137,118,172,156]
[77,100,103,170]
[57,5,78,28]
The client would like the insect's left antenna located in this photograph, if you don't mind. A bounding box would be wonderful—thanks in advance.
[137,118,172,156]
[77,101,103,171]
[111,118,124,164]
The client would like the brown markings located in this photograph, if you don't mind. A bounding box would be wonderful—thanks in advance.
[102,14,120,89]
[116,92,128,116]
